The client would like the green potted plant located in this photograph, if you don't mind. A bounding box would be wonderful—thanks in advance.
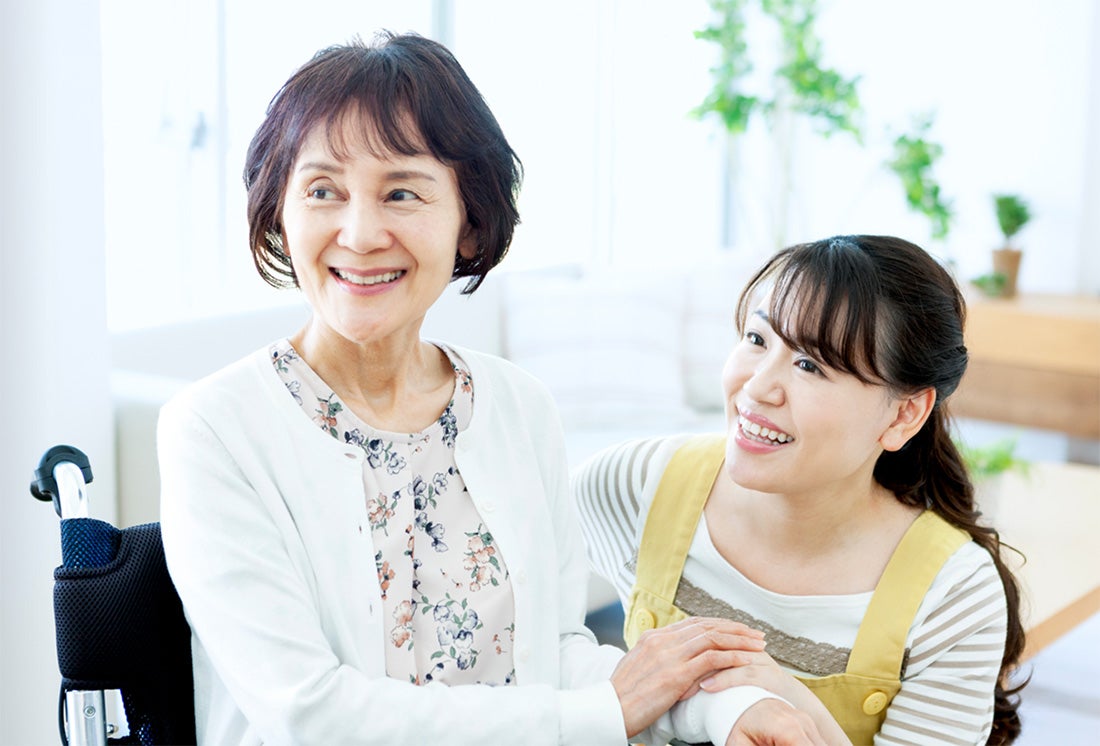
[694,2,956,252]
[692,0,863,250]
[991,194,1032,298]
[886,115,953,243]
[956,436,1029,524]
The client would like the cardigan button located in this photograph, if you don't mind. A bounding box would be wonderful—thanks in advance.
[862,691,889,715]
[634,609,656,632]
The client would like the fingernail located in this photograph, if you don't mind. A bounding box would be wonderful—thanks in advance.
[700,677,716,690]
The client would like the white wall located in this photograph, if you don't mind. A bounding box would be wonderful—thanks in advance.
[0,2,116,744]
[455,1,1100,295]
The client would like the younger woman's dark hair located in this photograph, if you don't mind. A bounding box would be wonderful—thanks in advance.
[735,234,1025,744]
[243,31,522,293]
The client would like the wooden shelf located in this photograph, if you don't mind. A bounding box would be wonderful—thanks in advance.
[952,293,1100,438]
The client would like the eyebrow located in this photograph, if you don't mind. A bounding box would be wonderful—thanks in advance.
[294,161,438,183]
[753,309,771,324]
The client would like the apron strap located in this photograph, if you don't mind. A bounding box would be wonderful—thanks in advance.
[625,435,725,644]
[846,510,970,678]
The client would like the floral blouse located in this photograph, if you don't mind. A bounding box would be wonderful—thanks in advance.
[271,340,516,687]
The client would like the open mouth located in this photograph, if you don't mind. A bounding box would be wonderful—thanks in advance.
[331,268,406,286]
[738,414,794,445]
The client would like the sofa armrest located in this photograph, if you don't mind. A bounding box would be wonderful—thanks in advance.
[112,370,190,527]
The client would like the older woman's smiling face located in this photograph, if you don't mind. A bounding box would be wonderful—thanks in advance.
[280,115,475,349]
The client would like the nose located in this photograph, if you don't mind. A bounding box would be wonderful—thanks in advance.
[741,350,787,406]
[337,200,393,254]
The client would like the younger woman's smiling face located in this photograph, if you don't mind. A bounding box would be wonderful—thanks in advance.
[721,296,906,498]
[280,113,475,349]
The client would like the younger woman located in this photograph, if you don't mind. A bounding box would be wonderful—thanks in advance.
[574,235,1025,745]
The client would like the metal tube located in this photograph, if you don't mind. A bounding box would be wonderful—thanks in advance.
[64,690,107,746]
[54,462,89,519]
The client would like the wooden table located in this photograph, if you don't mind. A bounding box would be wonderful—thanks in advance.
[953,293,1100,438]
[979,461,1100,659]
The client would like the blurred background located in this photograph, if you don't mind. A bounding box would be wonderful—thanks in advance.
[3,1,1097,743]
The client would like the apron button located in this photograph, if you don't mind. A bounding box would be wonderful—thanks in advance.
[634,609,656,631]
[862,691,889,715]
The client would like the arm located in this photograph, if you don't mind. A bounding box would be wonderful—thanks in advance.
[571,436,791,745]
[159,392,625,746]
[539,413,773,742]
[696,546,1007,746]
[874,548,1007,745]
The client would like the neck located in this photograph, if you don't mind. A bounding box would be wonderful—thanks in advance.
[289,319,452,431]
[725,470,901,555]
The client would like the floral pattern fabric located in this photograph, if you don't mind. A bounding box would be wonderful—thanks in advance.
[271,340,516,687]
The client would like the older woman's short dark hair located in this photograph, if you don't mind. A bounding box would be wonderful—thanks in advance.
[244,32,522,293]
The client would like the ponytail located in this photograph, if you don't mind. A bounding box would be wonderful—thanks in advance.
[877,408,1025,744]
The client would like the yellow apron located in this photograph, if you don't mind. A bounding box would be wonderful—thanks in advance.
[623,435,969,745]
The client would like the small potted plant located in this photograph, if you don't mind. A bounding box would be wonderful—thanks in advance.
[991,194,1032,297]
[956,436,1029,524]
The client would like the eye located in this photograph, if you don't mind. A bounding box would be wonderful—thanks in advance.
[795,358,824,376]
[744,331,765,346]
[307,186,337,200]
[388,189,420,202]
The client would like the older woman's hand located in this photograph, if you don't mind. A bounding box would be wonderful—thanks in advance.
[726,699,827,746]
[610,616,767,737]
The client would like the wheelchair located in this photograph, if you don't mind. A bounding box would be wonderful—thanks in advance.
[32,445,196,745]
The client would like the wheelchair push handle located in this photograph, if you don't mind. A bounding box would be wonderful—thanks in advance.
[31,445,94,519]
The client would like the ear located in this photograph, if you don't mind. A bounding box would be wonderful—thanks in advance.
[457,224,478,261]
[880,388,937,452]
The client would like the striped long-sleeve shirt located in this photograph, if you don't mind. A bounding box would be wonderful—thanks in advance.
[572,434,1008,746]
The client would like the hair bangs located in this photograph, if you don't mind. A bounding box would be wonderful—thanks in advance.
[760,238,886,383]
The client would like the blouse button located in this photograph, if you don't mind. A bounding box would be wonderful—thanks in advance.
[862,691,889,715]
[483,501,496,512]
[515,569,528,585]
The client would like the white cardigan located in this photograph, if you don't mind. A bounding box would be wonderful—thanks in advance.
[159,343,765,745]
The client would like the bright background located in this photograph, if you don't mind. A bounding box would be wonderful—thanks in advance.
[98,0,1100,332]
[3,1,1098,743]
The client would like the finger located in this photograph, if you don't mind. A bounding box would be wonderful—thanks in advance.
[674,649,765,697]
[691,629,768,652]
[670,628,767,661]
[676,616,767,639]
[631,626,765,673]
[651,616,766,645]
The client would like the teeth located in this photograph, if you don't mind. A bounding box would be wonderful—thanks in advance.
[738,415,793,444]
[334,269,404,285]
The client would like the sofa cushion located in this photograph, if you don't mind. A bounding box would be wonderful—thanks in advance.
[503,267,693,431]
[681,252,763,411]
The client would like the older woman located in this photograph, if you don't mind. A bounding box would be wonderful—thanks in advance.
[158,33,816,746]
[575,236,1026,745]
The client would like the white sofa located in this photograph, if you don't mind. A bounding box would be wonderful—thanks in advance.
[111,255,759,609]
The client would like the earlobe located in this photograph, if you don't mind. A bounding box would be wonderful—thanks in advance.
[457,225,478,261]
[881,388,937,452]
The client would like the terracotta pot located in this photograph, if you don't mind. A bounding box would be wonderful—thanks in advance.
[992,247,1023,297]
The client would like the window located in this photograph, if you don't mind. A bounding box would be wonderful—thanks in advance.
[101,0,435,331]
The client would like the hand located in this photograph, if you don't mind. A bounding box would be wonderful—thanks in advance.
[726,699,827,746]
[611,616,766,737]
[703,651,851,746]
[700,649,806,705]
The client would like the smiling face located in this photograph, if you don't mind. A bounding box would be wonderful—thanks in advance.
[280,114,475,350]
[721,298,904,498]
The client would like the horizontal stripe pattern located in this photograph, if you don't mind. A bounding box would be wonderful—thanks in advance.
[572,435,1007,745]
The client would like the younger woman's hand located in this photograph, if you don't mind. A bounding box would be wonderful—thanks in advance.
[700,648,805,704]
[726,699,827,746]
[703,651,852,746]
[611,616,766,737]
